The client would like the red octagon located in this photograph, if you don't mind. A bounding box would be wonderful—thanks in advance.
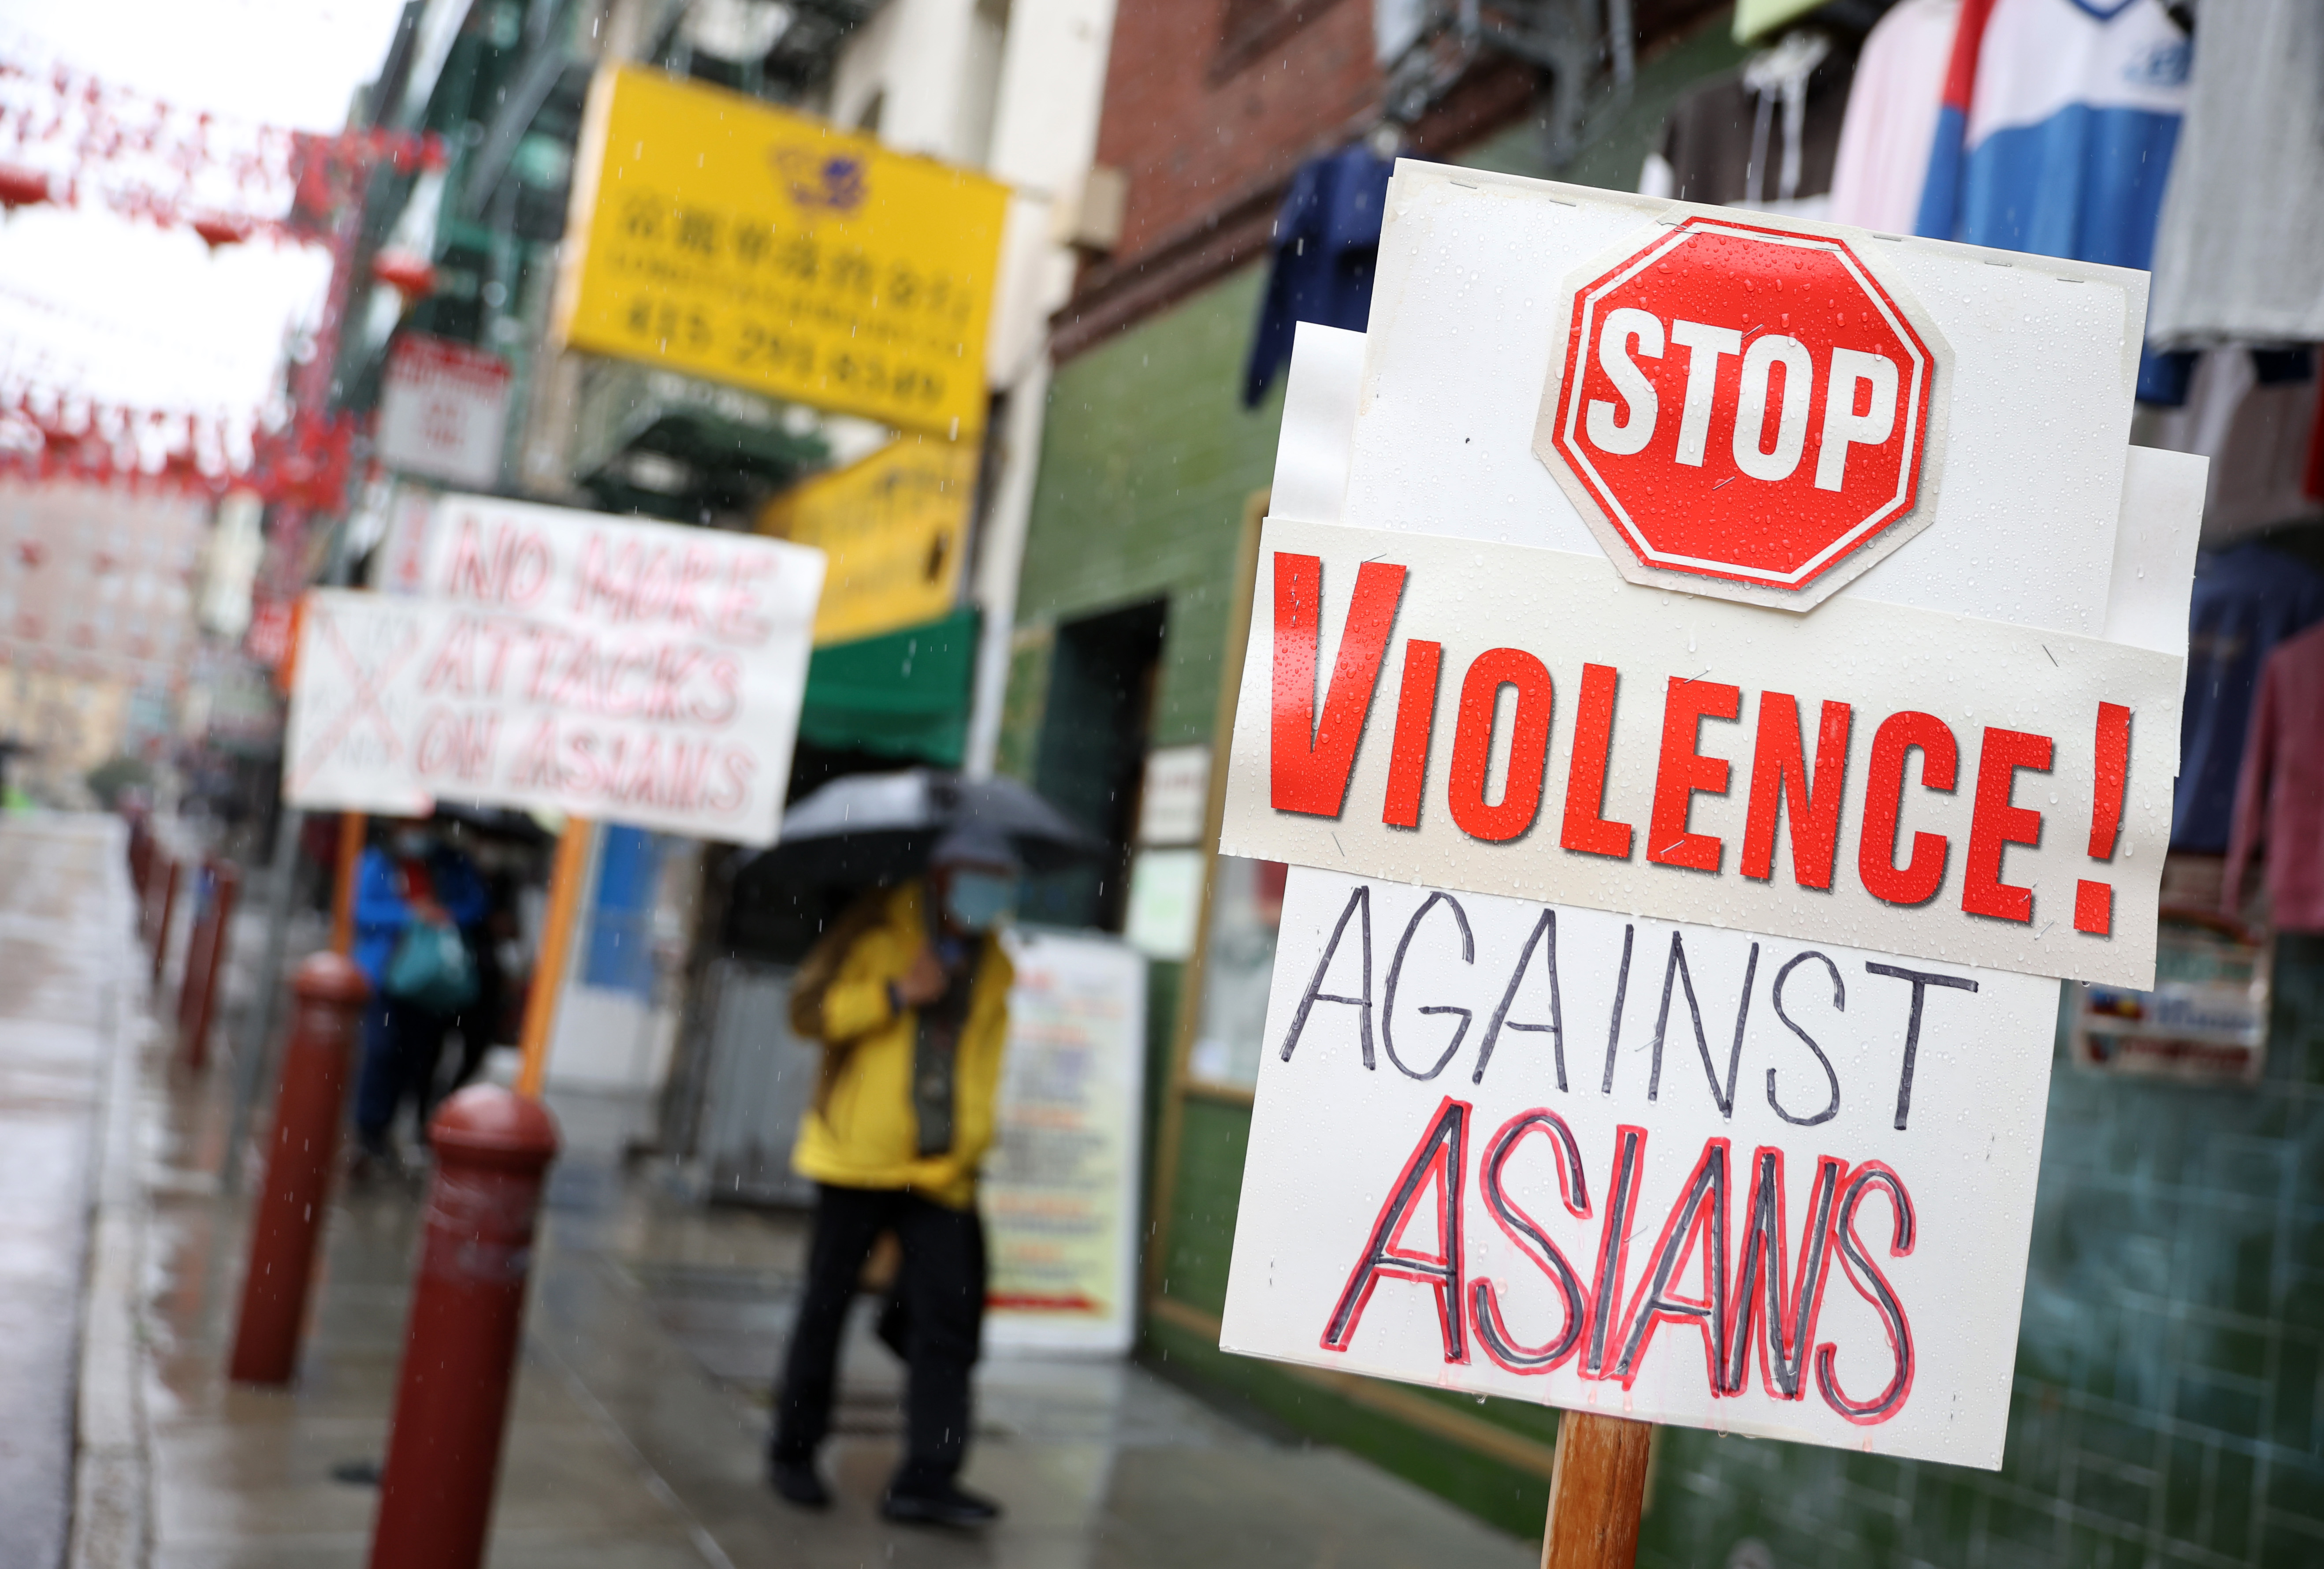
[1546,217,1934,596]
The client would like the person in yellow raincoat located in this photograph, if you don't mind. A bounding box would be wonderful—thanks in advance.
[768,824,1020,1526]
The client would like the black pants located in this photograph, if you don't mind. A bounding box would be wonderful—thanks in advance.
[772,1184,986,1492]
[354,998,456,1148]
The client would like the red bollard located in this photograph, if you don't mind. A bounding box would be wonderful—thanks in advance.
[149,857,180,988]
[369,1086,559,1569]
[177,861,240,1070]
[175,865,214,1034]
[228,952,371,1385]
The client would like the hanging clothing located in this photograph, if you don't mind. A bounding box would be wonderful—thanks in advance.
[2146,0,2324,348]
[2224,622,2324,931]
[2172,544,2324,854]
[1914,0,2190,399]
[1241,145,1394,409]
[1639,29,1856,218]
[1827,0,1963,233]
[2132,349,2324,548]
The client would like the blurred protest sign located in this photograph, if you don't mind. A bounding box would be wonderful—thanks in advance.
[283,493,823,844]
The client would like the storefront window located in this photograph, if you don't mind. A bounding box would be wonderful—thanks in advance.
[1185,856,1285,1089]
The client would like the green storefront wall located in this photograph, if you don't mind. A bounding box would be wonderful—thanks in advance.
[1003,13,2324,1562]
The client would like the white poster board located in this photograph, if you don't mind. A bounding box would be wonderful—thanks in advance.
[376,334,514,491]
[984,928,1147,1354]
[283,495,824,845]
[1223,871,2057,1466]
[1217,517,2183,988]
[1213,168,2204,1472]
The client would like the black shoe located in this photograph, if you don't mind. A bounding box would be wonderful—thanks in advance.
[879,1482,1002,1527]
[768,1458,831,1509]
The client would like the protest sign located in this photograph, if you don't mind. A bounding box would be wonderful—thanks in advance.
[1217,516,2183,988]
[283,494,823,844]
[1220,871,2057,1466]
[1212,168,2202,1478]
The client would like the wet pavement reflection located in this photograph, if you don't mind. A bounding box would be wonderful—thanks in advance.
[7,812,1534,1568]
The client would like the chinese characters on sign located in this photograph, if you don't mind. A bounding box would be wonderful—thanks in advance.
[554,67,1008,438]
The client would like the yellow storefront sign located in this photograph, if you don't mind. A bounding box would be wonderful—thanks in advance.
[758,438,975,645]
[555,67,1007,437]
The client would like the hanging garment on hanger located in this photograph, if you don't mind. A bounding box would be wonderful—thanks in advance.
[2224,621,2324,931]
[2146,0,2324,347]
[2134,350,2324,548]
[1242,145,1395,409]
[2173,543,2324,854]
[1915,0,2190,397]
[1638,28,1856,218]
[1828,0,1963,233]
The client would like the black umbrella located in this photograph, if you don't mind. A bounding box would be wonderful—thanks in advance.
[745,768,1108,885]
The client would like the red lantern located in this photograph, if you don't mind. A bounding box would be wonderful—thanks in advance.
[191,212,254,249]
[0,164,49,209]
[372,250,435,301]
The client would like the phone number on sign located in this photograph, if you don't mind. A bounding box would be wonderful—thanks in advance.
[622,296,952,410]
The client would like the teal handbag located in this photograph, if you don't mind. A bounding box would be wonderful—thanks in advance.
[384,920,479,1014]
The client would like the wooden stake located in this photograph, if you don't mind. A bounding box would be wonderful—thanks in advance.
[515,819,591,1099]
[1540,1412,1653,1569]
[329,811,365,955]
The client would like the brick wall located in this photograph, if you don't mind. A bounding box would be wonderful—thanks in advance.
[1094,0,1379,264]
[1056,0,1728,358]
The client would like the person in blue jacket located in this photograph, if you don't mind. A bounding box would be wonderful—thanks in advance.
[351,816,488,1169]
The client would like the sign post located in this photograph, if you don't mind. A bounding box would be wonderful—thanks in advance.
[1542,1411,1651,1568]
[1209,167,2203,1559]
[514,816,592,1098]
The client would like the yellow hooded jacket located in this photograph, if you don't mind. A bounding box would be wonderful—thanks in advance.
[788,880,1013,1210]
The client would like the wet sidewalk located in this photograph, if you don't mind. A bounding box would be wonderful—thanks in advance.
[0,815,134,1569]
[48,814,1536,1569]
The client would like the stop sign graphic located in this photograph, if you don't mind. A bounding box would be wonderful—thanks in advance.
[1534,216,1945,610]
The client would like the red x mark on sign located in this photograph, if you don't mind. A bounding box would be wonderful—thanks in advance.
[289,600,427,799]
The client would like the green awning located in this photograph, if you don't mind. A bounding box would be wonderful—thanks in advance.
[798,607,979,767]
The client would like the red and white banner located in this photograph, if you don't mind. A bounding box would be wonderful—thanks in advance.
[283,495,824,843]
[376,335,513,491]
[1220,516,2180,988]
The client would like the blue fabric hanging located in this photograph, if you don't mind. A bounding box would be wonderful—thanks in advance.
[2172,543,2324,853]
[1242,145,1394,409]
